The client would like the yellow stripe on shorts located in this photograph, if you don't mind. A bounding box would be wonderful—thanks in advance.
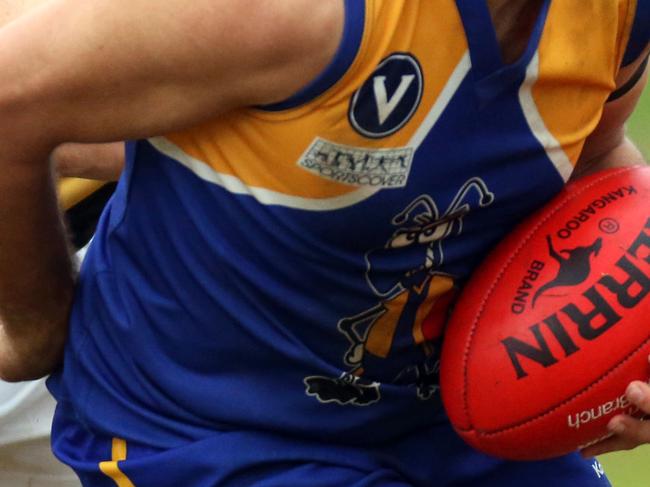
[99,438,136,487]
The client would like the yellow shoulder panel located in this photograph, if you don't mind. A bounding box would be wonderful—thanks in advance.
[165,0,468,200]
[532,0,636,166]
[58,178,107,211]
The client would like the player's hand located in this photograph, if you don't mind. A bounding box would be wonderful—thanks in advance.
[580,368,650,457]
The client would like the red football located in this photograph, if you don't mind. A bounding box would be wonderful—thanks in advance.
[440,165,650,460]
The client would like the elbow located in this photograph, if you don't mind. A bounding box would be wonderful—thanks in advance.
[0,351,64,382]
[0,80,60,162]
[0,361,52,383]
[0,326,67,382]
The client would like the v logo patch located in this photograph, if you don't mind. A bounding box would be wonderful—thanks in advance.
[349,53,423,138]
[373,75,416,125]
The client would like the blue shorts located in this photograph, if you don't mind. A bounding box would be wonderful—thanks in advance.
[51,405,611,487]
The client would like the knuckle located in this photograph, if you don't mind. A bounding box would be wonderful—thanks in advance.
[640,390,650,413]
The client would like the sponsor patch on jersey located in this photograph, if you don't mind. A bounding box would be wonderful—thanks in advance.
[297,137,414,188]
[349,52,423,138]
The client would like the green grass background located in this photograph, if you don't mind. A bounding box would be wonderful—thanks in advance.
[597,87,649,486]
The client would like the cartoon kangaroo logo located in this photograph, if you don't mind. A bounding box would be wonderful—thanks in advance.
[532,235,603,307]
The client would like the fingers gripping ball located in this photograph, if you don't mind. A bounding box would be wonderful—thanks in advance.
[440,166,650,460]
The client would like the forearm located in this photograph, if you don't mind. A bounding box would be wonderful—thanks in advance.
[0,142,123,381]
[0,143,74,381]
[0,2,75,377]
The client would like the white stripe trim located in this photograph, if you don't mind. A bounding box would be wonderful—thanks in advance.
[149,136,376,211]
[149,51,471,211]
[409,52,471,149]
[519,52,574,182]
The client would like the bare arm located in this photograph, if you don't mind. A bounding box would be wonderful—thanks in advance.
[0,0,49,26]
[573,46,649,177]
[52,143,124,181]
[0,0,342,143]
[0,3,125,180]
[0,0,343,380]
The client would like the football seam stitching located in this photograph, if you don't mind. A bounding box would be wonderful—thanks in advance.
[472,331,650,437]
[459,166,638,433]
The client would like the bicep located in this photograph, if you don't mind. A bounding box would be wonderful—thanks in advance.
[0,0,50,26]
[0,0,342,145]
[580,0,650,166]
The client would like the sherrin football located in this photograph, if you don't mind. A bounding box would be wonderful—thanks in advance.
[440,165,650,460]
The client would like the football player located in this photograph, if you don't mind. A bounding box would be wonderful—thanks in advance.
[0,1,647,485]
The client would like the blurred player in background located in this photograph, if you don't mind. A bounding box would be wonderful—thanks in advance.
[0,1,647,486]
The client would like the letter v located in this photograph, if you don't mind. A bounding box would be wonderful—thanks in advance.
[373,75,415,125]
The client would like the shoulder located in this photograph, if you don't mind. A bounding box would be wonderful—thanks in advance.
[226,0,346,106]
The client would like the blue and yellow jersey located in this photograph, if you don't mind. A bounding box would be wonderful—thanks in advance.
[58,178,105,211]
[50,0,649,458]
